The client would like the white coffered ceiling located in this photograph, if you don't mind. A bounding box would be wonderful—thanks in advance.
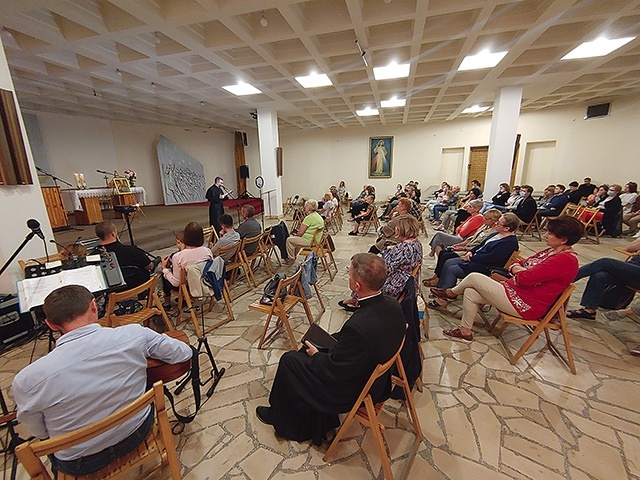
[1,0,639,133]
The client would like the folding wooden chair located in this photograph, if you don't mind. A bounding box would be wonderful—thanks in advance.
[299,231,338,281]
[417,204,429,237]
[518,212,542,241]
[216,240,254,299]
[15,381,181,480]
[323,335,422,480]
[291,207,306,232]
[613,247,639,261]
[241,232,273,285]
[174,265,234,336]
[248,266,315,350]
[102,274,173,330]
[358,206,380,235]
[579,206,602,244]
[202,226,218,248]
[487,285,576,374]
[260,227,281,268]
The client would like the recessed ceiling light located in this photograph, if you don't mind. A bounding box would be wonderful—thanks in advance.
[295,72,332,88]
[373,62,410,80]
[381,97,406,108]
[462,105,491,114]
[458,50,508,71]
[356,106,379,116]
[116,68,122,76]
[154,31,161,44]
[561,36,635,60]
[151,82,156,89]
[222,82,262,96]
[260,13,268,27]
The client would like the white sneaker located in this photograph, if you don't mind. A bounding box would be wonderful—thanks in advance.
[634,230,640,238]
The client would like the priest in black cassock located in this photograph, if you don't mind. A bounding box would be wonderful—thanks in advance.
[256,253,406,445]
[205,176,229,234]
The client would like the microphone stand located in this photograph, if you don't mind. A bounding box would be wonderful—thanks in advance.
[35,166,72,188]
[0,231,36,278]
[223,187,243,225]
[96,169,114,187]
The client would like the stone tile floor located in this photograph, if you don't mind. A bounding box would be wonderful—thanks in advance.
[2,219,640,480]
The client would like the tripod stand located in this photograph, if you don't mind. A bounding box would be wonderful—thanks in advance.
[175,302,225,399]
[0,389,23,480]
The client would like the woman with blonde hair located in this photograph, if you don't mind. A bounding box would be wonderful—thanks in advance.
[381,216,423,297]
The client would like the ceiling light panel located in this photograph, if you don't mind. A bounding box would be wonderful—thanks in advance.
[295,72,332,88]
[561,37,635,60]
[222,82,262,95]
[458,50,508,71]
[381,97,406,108]
[356,106,379,116]
[462,105,491,113]
[373,62,410,80]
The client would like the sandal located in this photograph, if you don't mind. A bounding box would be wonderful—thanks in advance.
[422,278,438,287]
[566,308,596,320]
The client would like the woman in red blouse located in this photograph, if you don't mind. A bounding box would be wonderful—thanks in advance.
[428,199,485,257]
[434,216,585,341]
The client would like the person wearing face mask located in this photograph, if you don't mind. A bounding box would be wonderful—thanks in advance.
[511,185,538,225]
[599,184,623,237]
[481,183,511,212]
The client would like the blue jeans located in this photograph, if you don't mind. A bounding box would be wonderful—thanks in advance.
[52,406,154,476]
[432,205,449,221]
[437,257,465,289]
[576,258,640,309]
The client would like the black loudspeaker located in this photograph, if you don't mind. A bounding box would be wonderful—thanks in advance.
[242,132,248,146]
[239,165,250,179]
[0,296,35,346]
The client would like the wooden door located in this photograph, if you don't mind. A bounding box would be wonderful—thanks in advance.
[41,186,68,229]
[467,146,488,190]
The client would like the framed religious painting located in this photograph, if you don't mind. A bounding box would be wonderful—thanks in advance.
[368,136,393,178]
[112,177,131,194]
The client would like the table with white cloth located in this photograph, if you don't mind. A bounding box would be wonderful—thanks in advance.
[61,187,147,212]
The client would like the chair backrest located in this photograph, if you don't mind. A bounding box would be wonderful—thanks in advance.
[352,336,406,408]
[504,250,521,268]
[272,265,304,303]
[242,233,262,257]
[15,381,181,480]
[105,274,158,316]
[215,240,242,265]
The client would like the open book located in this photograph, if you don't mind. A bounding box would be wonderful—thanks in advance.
[17,265,106,312]
[301,323,338,353]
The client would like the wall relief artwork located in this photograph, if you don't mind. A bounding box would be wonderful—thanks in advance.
[156,135,206,205]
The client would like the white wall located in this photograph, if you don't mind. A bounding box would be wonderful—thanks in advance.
[32,114,241,205]
[0,38,54,292]
[280,94,640,200]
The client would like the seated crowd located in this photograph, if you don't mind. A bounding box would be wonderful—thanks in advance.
[10,173,640,476]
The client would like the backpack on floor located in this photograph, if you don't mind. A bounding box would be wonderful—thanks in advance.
[599,285,635,310]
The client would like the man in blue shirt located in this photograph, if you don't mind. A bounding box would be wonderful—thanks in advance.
[12,285,191,476]
[537,184,569,221]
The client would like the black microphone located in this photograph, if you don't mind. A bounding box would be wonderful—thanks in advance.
[27,219,45,240]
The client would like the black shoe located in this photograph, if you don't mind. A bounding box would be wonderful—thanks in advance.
[348,231,358,236]
[338,300,359,312]
[256,406,274,426]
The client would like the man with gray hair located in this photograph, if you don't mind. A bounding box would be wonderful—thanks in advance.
[256,253,406,445]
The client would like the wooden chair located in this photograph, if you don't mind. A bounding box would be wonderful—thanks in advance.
[248,266,315,350]
[291,207,306,232]
[417,204,429,237]
[103,274,173,331]
[260,227,281,268]
[613,246,639,261]
[174,265,234,336]
[15,381,181,480]
[323,336,422,480]
[578,206,602,243]
[216,240,254,299]
[538,202,577,230]
[299,231,338,281]
[358,206,380,235]
[202,226,218,248]
[487,285,576,374]
[241,232,273,285]
[518,213,542,241]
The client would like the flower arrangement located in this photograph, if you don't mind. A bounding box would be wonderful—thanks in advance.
[123,169,137,186]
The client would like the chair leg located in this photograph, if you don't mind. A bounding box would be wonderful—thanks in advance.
[258,312,275,349]
[152,293,175,330]
[364,396,393,480]
[509,321,548,365]
[324,404,360,462]
[181,285,202,337]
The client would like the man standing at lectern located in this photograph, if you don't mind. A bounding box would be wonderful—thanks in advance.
[206,177,230,234]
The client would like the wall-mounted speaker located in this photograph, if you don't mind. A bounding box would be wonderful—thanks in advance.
[585,102,610,119]
[239,165,249,179]
[276,146,283,177]
[242,132,248,146]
